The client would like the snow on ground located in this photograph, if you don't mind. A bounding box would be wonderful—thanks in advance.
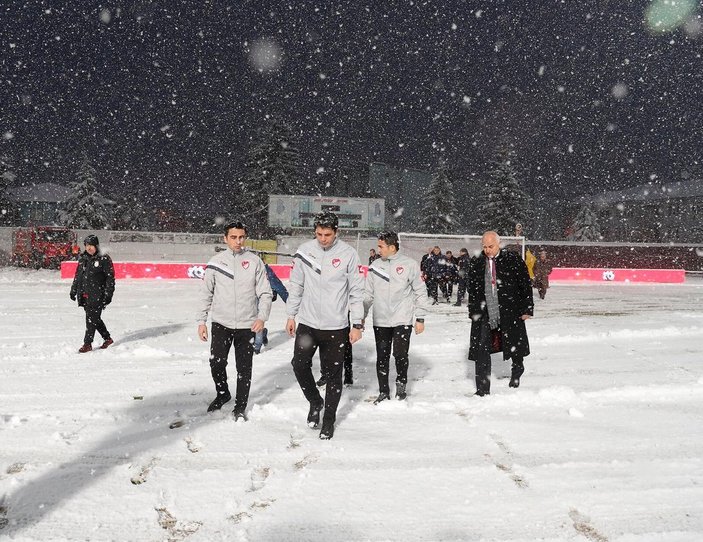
[1,268,702,542]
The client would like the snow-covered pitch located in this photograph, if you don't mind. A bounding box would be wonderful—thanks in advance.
[1,268,702,541]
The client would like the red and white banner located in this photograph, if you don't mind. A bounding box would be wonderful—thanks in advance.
[61,262,684,283]
[61,261,369,280]
[550,268,685,283]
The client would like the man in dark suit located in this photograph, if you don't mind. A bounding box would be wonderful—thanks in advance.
[467,231,534,396]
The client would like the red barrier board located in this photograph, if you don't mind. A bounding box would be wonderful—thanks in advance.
[550,268,685,283]
[61,262,683,283]
[61,261,368,280]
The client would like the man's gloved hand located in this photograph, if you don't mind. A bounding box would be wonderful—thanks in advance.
[70,292,76,301]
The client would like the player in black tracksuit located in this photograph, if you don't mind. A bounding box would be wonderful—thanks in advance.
[70,235,115,353]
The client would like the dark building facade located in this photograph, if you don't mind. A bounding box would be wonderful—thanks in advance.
[588,180,703,243]
[9,183,71,225]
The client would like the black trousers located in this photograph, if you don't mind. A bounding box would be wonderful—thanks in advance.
[373,325,412,394]
[474,318,524,394]
[210,322,255,412]
[426,278,438,301]
[456,278,468,303]
[84,305,110,344]
[344,337,353,379]
[316,333,353,380]
[533,279,548,299]
[441,279,453,299]
[291,323,348,425]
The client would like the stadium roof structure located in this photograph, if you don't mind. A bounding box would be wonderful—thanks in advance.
[587,179,703,206]
[9,182,72,203]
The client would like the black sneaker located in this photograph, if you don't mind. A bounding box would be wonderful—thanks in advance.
[307,400,324,428]
[233,409,248,422]
[373,392,390,405]
[395,383,407,401]
[207,391,232,412]
[316,375,327,387]
[319,421,335,440]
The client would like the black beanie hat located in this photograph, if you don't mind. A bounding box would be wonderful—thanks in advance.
[83,234,100,246]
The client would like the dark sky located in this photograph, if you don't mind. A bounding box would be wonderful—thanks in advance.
[2,0,702,211]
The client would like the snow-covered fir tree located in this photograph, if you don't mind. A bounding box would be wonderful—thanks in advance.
[111,195,154,231]
[473,146,531,236]
[0,154,16,225]
[418,165,461,234]
[568,203,602,241]
[59,155,112,229]
[233,118,302,232]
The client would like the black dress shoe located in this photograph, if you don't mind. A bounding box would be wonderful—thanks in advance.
[319,422,335,440]
[307,400,324,428]
[207,391,232,412]
[509,378,520,388]
[474,390,490,397]
[395,383,407,401]
[373,392,390,405]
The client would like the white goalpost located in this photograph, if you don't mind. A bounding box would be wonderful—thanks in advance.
[398,232,526,261]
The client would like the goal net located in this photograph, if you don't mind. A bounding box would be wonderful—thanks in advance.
[398,233,526,262]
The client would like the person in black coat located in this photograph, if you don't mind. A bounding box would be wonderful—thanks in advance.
[425,246,445,304]
[454,248,471,306]
[468,231,533,395]
[70,235,115,353]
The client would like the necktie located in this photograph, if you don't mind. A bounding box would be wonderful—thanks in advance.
[490,258,496,290]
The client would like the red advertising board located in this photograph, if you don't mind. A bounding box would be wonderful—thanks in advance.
[61,261,369,280]
[61,262,684,283]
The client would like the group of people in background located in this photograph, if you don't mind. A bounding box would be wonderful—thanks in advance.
[68,215,551,440]
[420,246,471,305]
[419,243,553,306]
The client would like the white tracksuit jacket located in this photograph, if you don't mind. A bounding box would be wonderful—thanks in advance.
[196,249,272,329]
[286,238,364,330]
[363,252,429,327]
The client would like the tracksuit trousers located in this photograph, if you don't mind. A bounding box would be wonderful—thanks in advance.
[291,323,348,425]
[373,325,412,395]
[210,322,255,412]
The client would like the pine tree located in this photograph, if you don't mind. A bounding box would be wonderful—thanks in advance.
[232,118,302,233]
[569,203,602,241]
[59,155,112,229]
[0,154,16,225]
[112,194,154,231]
[473,146,531,236]
[418,165,461,233]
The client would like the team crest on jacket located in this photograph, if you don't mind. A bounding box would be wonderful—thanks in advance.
[241,261,250,269]
[332,258,341,268]
[396,266,404,275]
